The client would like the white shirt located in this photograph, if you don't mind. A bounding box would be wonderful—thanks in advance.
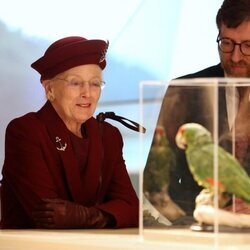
[225,86,240,130]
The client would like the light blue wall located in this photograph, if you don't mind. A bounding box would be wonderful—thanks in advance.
[0,0,223,178]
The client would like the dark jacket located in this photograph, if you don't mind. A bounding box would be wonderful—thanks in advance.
[1,101,138,228]
[178,63,224,79]
[157,63,228,214]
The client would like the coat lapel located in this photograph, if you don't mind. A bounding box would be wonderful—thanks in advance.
[37,102,88,203]
[82,118,103,204]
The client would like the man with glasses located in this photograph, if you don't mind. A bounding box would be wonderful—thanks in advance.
[144,0,250,223]
[180,0,250,79]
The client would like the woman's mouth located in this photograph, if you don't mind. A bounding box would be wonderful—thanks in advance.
[76,103,91,108]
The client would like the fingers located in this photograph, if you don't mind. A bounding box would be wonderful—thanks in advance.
[32,210,54,218]
[41,198,65,204]
[32,198,76,229]
[34,203,54,212]
[32,199,56,229]
[34,198,66,211]
[32,210,56,229]
[35,220,56,229]
[33,216,54,225]
[32,198,68,229]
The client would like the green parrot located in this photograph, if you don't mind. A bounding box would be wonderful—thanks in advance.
[144,125,176,193]
[175,123,250,203]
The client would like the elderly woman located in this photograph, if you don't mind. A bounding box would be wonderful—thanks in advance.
[0,36,139,229]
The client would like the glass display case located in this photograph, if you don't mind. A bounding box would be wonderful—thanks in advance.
[140,78,250,249]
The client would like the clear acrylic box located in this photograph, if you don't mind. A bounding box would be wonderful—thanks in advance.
[140,78,250,249]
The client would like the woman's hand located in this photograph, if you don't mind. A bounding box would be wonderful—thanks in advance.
[32,198,112,229]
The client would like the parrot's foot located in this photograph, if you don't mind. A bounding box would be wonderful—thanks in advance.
[194,189,250,229]
[194,204,250,229]
[195,189,231,208]
[190,221,250,233]
[190,222,214,232]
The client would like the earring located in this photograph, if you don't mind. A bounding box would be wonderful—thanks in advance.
[47,93,55,102]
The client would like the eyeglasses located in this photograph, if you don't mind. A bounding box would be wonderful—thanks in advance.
[54,76,106,90]
[216,36,250,56]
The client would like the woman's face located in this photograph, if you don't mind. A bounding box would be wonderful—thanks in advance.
[43,64,103,129]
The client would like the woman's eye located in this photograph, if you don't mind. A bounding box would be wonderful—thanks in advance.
[70,79,81,86]
[91,81,101,87]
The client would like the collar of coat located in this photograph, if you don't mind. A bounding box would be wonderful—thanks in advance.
[37,101,103,205]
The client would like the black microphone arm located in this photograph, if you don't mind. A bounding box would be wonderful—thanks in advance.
[96,112,146,133]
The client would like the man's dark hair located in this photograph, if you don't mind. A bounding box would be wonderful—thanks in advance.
[216,0,250,30]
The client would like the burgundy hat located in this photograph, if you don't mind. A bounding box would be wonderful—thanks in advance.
[31,36,108,81]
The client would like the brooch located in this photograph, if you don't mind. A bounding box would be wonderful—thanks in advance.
[99,40,109,63]
[55,136,67,151]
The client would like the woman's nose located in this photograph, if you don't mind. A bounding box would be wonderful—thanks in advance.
[80,82,90,97]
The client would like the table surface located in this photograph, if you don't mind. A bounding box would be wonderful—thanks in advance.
[0,228,250,250]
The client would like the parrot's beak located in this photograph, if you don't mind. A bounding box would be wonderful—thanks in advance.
[175,130,187,150]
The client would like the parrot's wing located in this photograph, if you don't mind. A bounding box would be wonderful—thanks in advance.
[186,144,250,202]
[186,144,216,189]
[218,147,250,203]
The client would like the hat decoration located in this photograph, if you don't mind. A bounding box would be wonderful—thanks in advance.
[31,36,109,81]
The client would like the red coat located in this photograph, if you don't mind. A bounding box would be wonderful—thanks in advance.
[1,102,138,228]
